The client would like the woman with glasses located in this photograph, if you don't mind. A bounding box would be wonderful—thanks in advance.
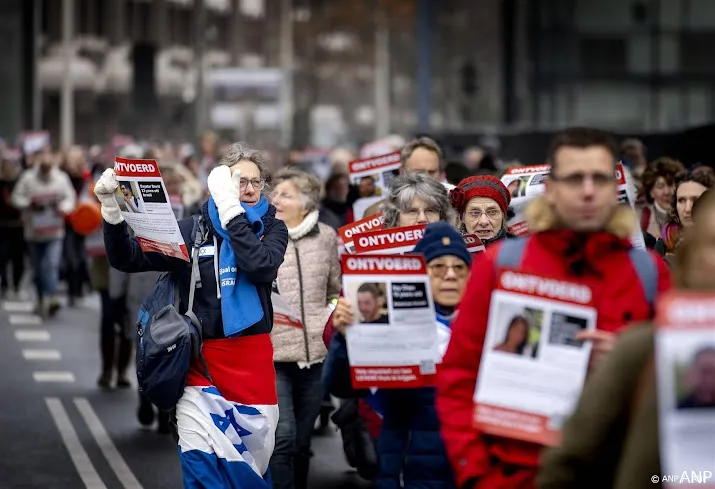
[449,175,515,245]
[382,172,459,229]
[94,142,288,488]
[268,168,341,489]
[323,222,471,488]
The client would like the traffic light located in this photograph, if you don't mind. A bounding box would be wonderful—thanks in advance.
[461,62,478,96]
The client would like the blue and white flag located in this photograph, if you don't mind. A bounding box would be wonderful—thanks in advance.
[177,386,278,488]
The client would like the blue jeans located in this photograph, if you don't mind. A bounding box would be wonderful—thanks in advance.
[269,362,325,489]
[29,238,63,299]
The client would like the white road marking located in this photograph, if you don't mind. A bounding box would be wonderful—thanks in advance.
[74,398,144,489]
[45,398,107,489]
[9,314,42,325]
[23,349,62,360]
[33,371,76,383]
[2,301,34,313]
[15,330,50,341]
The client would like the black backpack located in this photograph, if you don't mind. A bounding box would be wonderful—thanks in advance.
[135,215,212,411]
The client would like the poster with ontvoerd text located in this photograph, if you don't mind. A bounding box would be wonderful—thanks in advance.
[341,254,438,389]
[473,270,596,446]
[500,165,551,237]
[501,163,645,248]
[338,213,384,253]
[113,157,189,261]
[655,292,715,489]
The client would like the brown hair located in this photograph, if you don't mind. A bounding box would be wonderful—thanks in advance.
[640,157,685,204]
[547,127,618,173]
[401,137,445,171]
[674,189,715,288]
[669,171,715,226]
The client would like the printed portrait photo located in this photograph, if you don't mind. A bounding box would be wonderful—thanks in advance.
[675,345,715,410]
[116,181,147,214]
[345,281,389,324]
[492,307,543,359]
[358,175,381,198]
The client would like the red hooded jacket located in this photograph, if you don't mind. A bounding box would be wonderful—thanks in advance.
[436,202,671,489]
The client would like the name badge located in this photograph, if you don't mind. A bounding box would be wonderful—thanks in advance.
[199,245,215,257]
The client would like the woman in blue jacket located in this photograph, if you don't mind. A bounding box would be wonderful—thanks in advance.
[94,142,288,488]
[323,222,471,489]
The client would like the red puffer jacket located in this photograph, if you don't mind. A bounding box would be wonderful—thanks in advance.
[436,199,671,489]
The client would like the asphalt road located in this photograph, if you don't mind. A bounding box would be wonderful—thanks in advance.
[0,293,371,489]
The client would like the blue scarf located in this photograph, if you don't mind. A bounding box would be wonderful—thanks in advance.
[435,304,456,328]
[208,196,268,337]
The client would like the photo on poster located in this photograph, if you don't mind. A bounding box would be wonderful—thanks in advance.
[674,344,715,411]
[506,176,530,198]
[116,180,146,214]
[548,312,589,348]
[490,305,544,359]
[358,175,381,198]
[345,281,389,324]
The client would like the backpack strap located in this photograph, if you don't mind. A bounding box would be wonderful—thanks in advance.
[185,215,213,383]
[627,248,658,311]
[496,236,530,269]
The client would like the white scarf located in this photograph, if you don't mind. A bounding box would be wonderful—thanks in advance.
[287,210,320,240]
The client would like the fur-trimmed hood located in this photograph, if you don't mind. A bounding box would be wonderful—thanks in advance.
[524,195,636,239]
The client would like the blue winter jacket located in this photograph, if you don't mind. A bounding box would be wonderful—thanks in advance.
[323,309,457,489]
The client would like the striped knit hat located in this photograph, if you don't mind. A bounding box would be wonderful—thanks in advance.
[450,175,511,216]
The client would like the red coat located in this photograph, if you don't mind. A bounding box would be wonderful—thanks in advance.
[436,223,671,489]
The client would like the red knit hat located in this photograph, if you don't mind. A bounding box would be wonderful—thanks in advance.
[450,175,511,215]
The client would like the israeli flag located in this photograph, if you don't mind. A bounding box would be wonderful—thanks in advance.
[177,386,278,488]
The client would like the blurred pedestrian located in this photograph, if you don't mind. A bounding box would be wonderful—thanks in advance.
[0,157,25,298]
[61,146,89,305]
[12,145,76,316]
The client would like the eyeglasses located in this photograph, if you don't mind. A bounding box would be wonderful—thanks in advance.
[239,178,265,191]
[467,208,502,220]
[428,262,470,278]
[550,172,615,188]
[402,207,441,220]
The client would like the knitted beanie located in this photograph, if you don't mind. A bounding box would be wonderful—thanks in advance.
[413,222,472,266]
[450,175,511,215]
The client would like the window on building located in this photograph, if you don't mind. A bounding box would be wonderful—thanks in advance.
[578,37,627,77]
[681,32,715,74]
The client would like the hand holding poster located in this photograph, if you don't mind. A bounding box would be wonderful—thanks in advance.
[473,271,596,446]
[341,254,438,389]
[114,157,189,261]
[655,292,715,488]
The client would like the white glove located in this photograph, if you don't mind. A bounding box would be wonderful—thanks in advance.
[93,168,124,225]
[208,165,245,228]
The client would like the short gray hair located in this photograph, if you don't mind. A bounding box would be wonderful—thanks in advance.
[400,137,445,171]
[273,167,322,213]
[220,142,272,191]
[382,172,459,229]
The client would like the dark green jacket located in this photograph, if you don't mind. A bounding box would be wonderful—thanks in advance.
[538,324,662,489]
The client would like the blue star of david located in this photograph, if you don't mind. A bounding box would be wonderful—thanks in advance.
[211,408,253,437]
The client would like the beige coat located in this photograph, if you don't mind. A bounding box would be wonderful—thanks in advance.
[272,219,341,363]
